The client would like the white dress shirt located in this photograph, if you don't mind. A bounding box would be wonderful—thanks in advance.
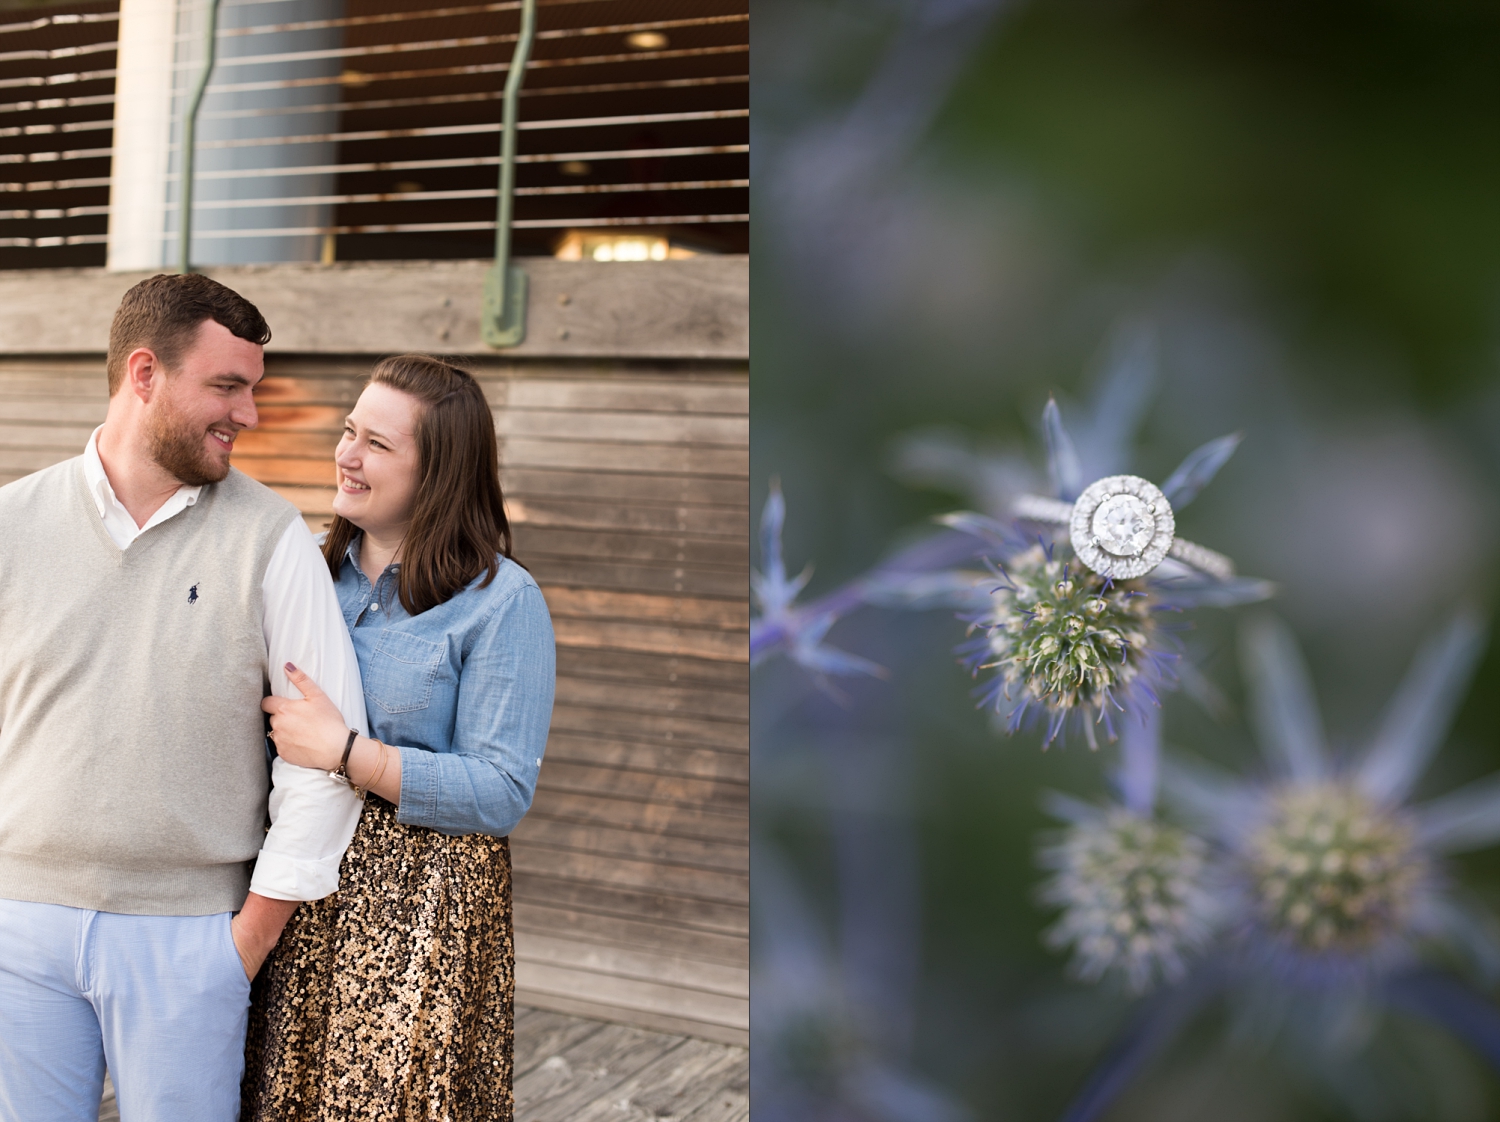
[83,429,365,901]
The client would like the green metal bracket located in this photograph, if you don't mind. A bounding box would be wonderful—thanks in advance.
[178,0,223,274]
[481,0,537,348]
[482,263,529,348]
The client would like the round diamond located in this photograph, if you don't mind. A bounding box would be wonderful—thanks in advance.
[1091,494,1155,557]
[1069,475,1175,581]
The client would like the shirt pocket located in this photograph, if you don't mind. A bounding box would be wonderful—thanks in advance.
[365,629,446,714]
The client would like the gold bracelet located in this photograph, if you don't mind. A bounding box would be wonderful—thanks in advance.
[364,738,391,794]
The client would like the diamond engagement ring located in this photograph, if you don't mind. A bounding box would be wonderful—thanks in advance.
[1011,475,1236,582]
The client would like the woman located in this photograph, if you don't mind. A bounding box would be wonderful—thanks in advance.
[242,354,555,1121]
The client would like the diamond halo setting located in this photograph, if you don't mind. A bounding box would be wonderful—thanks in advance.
[1070,476,1175,581]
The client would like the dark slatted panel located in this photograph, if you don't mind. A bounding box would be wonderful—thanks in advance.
[0,0,119,269]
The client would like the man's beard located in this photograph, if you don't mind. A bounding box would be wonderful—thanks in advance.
[147,404,230,486]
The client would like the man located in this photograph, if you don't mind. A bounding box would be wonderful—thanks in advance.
[0,274,366,1120]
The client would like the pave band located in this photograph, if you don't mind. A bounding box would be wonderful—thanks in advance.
[1012,478,1235,582]
[1164,538,1235,582]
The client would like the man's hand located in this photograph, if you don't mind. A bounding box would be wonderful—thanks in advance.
[262,662,349,772]
[231,893,299,980]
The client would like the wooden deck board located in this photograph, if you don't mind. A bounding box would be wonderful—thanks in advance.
[512,1008,747,1122]
[568,1038,749,1122]
[99,1008,746,1122]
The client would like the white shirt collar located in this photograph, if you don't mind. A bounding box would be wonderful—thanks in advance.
[83,426,204,550]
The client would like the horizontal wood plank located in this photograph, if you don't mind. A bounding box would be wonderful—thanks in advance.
[233,430,338,458]
[506,380,747,415]
[269,484,337,516]
[512,871,747,937]
[542,587,748,630]
[538,759,746,813]
[497,409,746,447]
[517,933,747,1000]
[0,366,109,397]
[525,789,747,845]
[229,455,336,487]
[0,422,95,450]
[254,374,369,405]
[554,677,749,724]
[514,901,747,968]
[503,467,747,509]
[0,447,74,473]
[0,258,749,360]
[519,966,747,1032]
[523,558,746,599]
[551,705,746,755]
[545,733,746,783]
[510,496,747,538]
[555,648,749,690]
[551,619,747,664]
[500,437,746,477]
[513,815,747,873]
[0,398,108,424]
[512,846,747,907]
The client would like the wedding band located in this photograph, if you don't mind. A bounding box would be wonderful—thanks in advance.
[1012,474,1235,582]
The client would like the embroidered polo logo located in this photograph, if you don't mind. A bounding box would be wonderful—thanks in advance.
[188,584,199,605]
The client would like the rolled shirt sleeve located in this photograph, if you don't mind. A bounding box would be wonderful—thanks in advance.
[396,582,555,837]
[249,518,368,901]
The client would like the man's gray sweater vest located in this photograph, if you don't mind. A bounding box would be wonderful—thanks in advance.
[0,458,299,914]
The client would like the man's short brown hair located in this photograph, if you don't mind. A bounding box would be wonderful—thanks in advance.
[105,273,272,395]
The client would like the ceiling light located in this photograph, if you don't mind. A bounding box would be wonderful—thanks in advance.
[625,31,669,51]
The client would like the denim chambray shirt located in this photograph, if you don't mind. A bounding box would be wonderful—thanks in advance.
[335,536,555,837]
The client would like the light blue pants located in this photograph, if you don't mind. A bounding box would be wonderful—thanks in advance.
[0,897,251,1122]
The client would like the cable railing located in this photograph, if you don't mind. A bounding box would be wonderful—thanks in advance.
[0,0,748,268]
[166,0,748,266]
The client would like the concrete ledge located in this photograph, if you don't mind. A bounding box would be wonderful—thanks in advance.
[0,256,748,360]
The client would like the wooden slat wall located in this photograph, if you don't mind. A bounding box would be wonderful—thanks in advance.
[0,354,749,1046]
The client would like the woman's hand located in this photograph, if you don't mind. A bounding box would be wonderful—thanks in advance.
[262,662,350,772]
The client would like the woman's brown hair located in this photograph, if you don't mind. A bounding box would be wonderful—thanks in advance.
[322,354,516,615]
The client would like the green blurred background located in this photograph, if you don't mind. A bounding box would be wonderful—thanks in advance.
[751,1,1500,1119]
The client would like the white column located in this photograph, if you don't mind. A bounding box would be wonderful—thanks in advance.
[106,0,178,271]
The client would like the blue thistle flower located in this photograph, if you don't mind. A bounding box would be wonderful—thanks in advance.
[751,481,887,684]
[930,402,1272,748]
[1166,612,1495,985]
[750,480,991,684]
[1038,793,1220,994]
[1058,613,1500,1122]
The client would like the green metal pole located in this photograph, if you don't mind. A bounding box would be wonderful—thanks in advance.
[178,0,223,274]
[482,0,537,347]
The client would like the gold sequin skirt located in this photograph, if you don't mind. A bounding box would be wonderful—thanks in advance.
[241,795,515,1122]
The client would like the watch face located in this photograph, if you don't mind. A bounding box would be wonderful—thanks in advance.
[1069,475,1175,580]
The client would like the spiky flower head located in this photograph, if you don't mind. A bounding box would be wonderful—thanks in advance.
[965,544,1157,747]
[1248,783,1424,955]
[1165,613,1496,985]
[1040,805,1218,992]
